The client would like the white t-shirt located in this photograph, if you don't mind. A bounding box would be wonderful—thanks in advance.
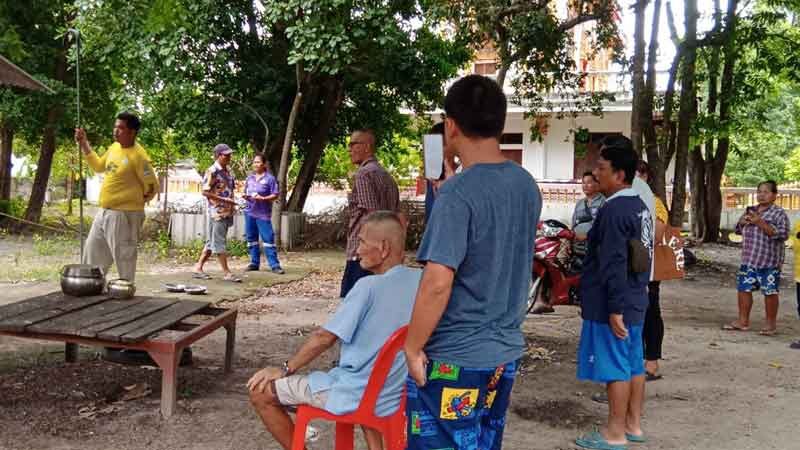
[632,177,657,281]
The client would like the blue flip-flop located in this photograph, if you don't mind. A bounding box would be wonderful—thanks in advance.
[576,431,628,450]
[626,433,647,443]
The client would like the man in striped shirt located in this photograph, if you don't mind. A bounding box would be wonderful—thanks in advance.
[341,129,400,297]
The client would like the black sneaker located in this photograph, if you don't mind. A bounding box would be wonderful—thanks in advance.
[271,267,285,274]
[790,341,800,350]
[244,265,260,272]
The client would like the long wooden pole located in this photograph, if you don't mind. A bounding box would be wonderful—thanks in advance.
[273,63,304,248]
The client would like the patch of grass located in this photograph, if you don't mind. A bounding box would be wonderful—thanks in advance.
[174,239,207,263]
[32,233,77,256]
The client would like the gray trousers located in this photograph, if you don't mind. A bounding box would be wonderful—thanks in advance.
[83,208,145,281]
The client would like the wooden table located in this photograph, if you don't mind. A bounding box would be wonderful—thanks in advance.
[0,291,237,417]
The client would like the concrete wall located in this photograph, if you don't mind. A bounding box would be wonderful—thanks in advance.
[506,110,676,182]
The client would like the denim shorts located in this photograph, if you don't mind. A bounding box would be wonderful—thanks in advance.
[205,216,233,254]
[737,265,780,296]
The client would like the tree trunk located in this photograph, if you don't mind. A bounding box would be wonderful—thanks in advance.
[22,36,69,225]
[273,64,305,248]
[163,170,169,216]
[24,118,61,224]
[0,124,13,202]
[670,0,697,228]
[630,0,649,156]
[287,79,344,213]
[686,0,721,241]
[66,171,73,216]
[688,145,706,238]
[703,0,739,243]
[642,0,663,199]
[495,60,511,90]
[495,35,511,89]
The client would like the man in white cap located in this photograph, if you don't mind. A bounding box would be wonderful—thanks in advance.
[193,143,241,282]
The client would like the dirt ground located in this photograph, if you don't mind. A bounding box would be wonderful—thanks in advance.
[1,244,799,450]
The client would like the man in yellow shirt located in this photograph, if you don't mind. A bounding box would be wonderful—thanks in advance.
[75,112,158,282]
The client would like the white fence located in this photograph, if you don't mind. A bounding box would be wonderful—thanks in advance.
[170,212,305,249]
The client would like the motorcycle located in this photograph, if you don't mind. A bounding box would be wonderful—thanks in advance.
[526,219,582,314]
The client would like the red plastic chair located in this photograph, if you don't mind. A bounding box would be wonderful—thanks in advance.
[290,325,408,450]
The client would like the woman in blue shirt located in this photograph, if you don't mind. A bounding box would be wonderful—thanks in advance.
[243,154,284,274]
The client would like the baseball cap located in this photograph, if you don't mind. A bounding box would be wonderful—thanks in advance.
[213,143,233,157]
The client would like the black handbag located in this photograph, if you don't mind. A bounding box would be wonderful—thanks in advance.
[628,239,651,274]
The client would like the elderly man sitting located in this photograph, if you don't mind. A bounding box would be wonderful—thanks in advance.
[248,211,420,450]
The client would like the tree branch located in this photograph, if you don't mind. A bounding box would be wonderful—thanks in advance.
[558,13,603,33]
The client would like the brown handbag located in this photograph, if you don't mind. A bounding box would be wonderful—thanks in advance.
[653,226,686,281]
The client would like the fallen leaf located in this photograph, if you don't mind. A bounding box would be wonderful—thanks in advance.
[119,383,152,401]
[78,405,97,419]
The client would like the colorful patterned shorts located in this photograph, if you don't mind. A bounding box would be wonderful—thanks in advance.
[737,265,781,295]
[406,360,518,450]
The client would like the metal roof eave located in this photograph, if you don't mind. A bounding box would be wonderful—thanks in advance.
[0,54,55,94]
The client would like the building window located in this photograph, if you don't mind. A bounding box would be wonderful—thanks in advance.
[473,62,497,75]
[500,133,523,145]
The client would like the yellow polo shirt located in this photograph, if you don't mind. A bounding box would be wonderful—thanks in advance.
[85,142,158,211]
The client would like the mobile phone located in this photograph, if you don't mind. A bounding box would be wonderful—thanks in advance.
[423,134,444,179]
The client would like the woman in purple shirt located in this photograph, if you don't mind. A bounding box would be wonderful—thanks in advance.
[243,154,284,274]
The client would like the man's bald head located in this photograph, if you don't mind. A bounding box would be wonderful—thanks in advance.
[362,211,406,252]
[356,211,407,273]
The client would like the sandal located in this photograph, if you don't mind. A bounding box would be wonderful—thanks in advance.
[223,274,242,283]
[759,328,778,336]
[576,431,627,450]
[625,433,647,444]
[722,322,749,332]
[192,272,212,280]
[645,372,663,382]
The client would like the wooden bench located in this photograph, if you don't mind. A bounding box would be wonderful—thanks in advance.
[0,292,237,417]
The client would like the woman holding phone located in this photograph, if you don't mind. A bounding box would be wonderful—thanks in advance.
[243,153,285,274]
[723,180,788,335]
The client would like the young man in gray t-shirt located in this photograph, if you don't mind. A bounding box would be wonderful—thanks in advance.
[404,75,542,450]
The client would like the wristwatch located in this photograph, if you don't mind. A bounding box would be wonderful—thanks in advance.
[282,360,295,376]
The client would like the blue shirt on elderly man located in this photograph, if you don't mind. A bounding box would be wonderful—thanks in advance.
[308,264,422,416]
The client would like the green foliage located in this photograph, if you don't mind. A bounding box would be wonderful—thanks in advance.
[724,82,800,186]
[425,0,621,139]
[783,146,800,181]
[696,1,800,184]
[0,197,26,218]
[77,0,467,213]
[174,239,206,263]
[226,238,249,258]
[170,237,248,263]
[300,127,423,190]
